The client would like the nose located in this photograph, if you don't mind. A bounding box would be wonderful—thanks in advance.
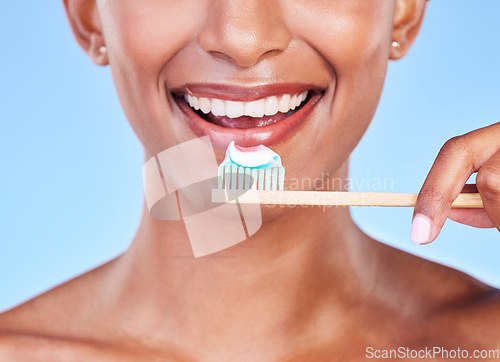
[198,0,292,68]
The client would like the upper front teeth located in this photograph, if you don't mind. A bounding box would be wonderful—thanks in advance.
[184,91,308,118]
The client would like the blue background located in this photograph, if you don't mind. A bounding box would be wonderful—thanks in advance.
[0,1,499,312]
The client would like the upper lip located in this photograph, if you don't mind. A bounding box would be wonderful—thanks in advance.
[170,83,325,102]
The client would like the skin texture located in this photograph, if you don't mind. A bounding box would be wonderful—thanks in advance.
[1,0,500,360]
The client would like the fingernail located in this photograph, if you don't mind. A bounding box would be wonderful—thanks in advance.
[411,213,432,245]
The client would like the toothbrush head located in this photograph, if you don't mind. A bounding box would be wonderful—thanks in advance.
[218,141,285,191]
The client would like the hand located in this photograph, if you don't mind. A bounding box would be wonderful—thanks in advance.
[411,122,500,244]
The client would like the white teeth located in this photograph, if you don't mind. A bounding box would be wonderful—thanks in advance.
[225,101,245,118]
[290,94,299,110]
[199,97,211,114]
[278,94,291,113]
[211,98,225,116]
[245,99,265,117]
[264,96,279,116]
[190,95,200,110]
[184,90,309,119]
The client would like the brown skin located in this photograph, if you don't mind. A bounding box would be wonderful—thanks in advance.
[1,0,500,360]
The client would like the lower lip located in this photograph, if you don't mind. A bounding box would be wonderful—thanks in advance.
[171,91,323,150]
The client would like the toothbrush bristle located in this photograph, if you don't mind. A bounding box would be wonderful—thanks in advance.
[278,167,285,190]
[251,169,258,190]
[264,169,271,190]
[271,167,278,191]
[257,169,264,190]
[217,164,285,191]
[245,168,251,189]
[237,166,243,189]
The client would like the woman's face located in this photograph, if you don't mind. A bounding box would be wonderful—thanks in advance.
[94,0,399,190]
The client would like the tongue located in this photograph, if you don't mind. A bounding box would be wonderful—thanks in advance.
[205,112,291,129]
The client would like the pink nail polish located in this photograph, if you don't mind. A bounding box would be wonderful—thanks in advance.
[411,214,432,245]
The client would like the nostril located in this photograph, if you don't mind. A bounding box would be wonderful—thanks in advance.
[256,49,284,64]
[207,46,287,69]
[208,51,239,65]
[209,51,284,69]
[197,3,292,69]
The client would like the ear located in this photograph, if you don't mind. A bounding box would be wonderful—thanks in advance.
[390,0,428,60]
[63,0,108,65]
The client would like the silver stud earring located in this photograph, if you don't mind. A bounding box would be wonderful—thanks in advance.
[391,41,400,49]
[99,46,107,54]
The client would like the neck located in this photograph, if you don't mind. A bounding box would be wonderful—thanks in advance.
[109,159,377,353]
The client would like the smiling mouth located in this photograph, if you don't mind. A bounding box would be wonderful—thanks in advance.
[170,83,325,149]
[177,91,312,129]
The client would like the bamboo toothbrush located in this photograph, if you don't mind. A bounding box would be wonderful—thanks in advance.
[211,142,483,208]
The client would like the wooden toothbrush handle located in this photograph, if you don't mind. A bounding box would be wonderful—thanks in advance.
[211,190,484,208]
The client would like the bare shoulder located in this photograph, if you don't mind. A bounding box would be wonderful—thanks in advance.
[0,257,188,361]
[430,289,500,346]
[0,331,173,361]
[0,332,113,361]
[373,239,500,344]
[0,257,131,361]
[0,258,114,333]
[371,239,493,299]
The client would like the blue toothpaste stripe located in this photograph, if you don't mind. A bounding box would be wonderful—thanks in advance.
[228,153,280,169]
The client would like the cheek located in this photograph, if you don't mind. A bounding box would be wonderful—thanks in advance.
[97,0,206,154]
[285,1,394,170]
[104,2,200,69]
